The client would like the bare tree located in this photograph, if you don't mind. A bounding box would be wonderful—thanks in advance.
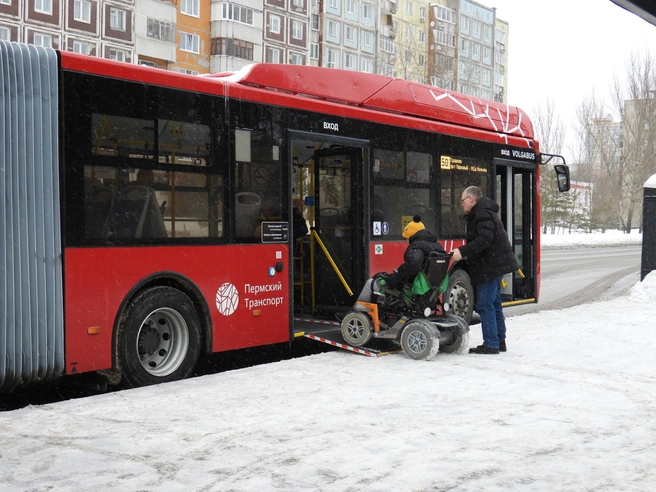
[611,50,656,233]
[571,91,622,232]
[392,22,428,83]
[531,98,568,233]
[533,98,565,154]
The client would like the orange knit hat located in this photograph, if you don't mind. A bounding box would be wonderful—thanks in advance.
[402,215,425,239]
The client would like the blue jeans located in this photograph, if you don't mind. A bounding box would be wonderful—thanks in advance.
[475,276,507,349]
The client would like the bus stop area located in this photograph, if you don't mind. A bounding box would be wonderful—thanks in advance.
[2,271,655,491]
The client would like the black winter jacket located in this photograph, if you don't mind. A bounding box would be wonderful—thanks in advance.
[386,229,446,287]
[458,197,518,285]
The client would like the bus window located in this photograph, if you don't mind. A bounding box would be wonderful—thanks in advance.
[156,171,224,239]
[91,114,155,159]
[372,149,435,239]
[232,127,284,242]
[439,155,488,237]
[83,165,224,241]
[157,119,211,166]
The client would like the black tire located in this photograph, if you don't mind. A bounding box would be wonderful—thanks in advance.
[341,312,373,347]
[438,314,470,354]
[400,319,440,361]
[118,286,202,388]
[445,269,474,324]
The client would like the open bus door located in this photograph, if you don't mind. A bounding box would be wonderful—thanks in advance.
[494,160,537,305]
[290,133,368,319]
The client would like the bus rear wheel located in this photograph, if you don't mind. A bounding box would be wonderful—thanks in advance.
[118,286,202,388]
[445,269,474,324]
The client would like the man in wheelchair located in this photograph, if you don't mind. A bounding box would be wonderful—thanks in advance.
[341,215,469,359]
[352,215,452,323]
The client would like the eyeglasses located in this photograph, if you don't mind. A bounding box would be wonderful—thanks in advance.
[460,196,472,204]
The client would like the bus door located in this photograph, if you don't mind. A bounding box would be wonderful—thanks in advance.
[494,160,536,304]
[290,133,368,316]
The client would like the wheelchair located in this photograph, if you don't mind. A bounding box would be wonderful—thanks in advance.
[340,251,470,361]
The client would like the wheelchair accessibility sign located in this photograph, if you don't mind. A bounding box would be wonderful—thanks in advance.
[373,221,389,236]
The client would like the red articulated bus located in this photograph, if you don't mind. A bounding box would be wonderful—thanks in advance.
[0,41,568,391]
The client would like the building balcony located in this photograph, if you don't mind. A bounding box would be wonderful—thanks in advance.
[382,0,398,15]
[135,35,176,64]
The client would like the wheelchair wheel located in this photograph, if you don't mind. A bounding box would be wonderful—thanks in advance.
[341,312,373,347]
[400,319,440,361]
[438,314,470,354]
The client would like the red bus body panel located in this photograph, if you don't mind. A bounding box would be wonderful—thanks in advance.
[64,245,290,374]
[369,240,466,274]
[207,63,395,105]
[207,64,534,141]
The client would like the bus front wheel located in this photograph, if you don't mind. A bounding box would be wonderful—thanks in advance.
[118,286,202,388]
[445,269,474,325]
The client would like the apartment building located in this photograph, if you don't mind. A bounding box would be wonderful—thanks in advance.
[320,0,376,73]
[394,0,430,83]
[447,0,496,100]
[0,0,134,62]
[427,1,456,89]
[135,0,176,69]
[493,16,507,102]
[377,0,396,76]
[210,0,262,73]
[262,0,309,65]
[308,0,318,66]
[173,0,210,74]
[1,0,510,103]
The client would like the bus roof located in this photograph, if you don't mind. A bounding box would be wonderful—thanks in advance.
[206,64,534,141]
[59,52,534,143]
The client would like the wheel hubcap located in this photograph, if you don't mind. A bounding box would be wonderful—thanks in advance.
[449,284,470,317]
[136,307,189,377]
[407,330,428,354]
[346,319,365,340]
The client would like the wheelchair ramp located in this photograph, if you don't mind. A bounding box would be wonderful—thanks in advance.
[294,317,400,357]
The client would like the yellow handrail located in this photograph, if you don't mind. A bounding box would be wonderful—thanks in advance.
[311,229,353,296]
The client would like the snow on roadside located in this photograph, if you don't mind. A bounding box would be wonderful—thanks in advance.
[541,230,642,250]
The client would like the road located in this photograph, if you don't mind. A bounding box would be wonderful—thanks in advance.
[505,245,642,317]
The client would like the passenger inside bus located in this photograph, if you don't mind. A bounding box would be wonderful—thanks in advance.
[293,199,309,255]
[253,198,280,238]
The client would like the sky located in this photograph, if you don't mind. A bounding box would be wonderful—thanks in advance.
[490,0,656,152]
[1,232,654,491]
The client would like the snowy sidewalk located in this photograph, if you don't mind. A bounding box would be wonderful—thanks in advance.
[1,273,655,491]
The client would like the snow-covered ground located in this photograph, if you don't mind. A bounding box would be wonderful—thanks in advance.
[541,229,643,249]
[1,232,654,491]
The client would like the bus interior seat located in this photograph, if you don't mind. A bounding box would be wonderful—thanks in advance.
[236,214,257,238]
[235,192,261,237]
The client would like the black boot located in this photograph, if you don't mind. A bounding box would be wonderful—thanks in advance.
[468,345,499,354]
[499,340,507,352]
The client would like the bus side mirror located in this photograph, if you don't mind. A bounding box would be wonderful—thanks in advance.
[554,164,570,192]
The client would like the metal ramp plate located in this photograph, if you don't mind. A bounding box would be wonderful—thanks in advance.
[294,317,400,357]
